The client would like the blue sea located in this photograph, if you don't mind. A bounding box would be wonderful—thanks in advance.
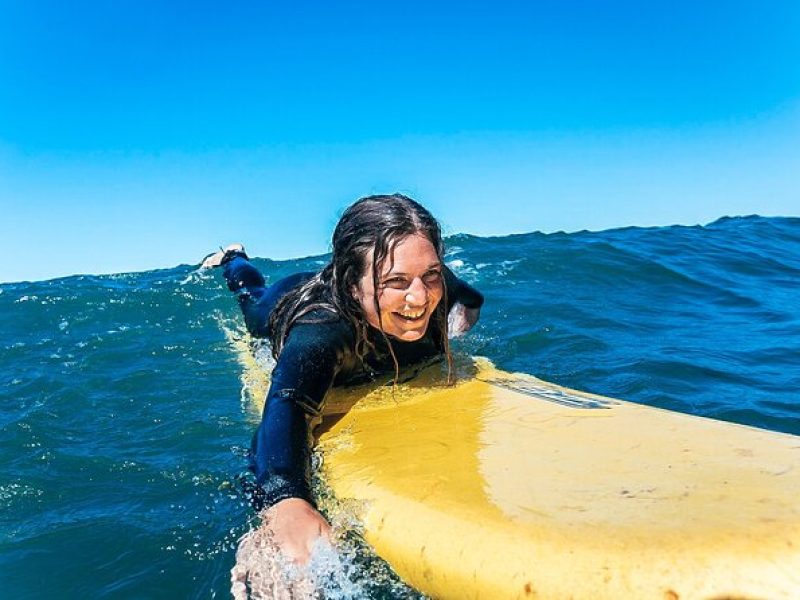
[2,215,799,599]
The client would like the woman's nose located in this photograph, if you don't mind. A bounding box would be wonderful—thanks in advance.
[405,277,428,304]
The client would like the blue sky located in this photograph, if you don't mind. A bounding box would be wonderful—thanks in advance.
[1,1,798,283]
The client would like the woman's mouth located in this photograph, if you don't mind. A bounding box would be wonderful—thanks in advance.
[394,307,427,322]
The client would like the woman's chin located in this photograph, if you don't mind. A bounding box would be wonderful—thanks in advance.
[387,315,430,342]
[394,330,425,342]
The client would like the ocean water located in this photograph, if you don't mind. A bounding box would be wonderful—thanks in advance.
[1,215,798,599]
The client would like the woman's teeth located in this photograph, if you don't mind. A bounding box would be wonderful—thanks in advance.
[397,308,425,321]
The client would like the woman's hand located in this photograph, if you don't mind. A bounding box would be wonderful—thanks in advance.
[266,497,332,565]
[230,498,331,599]
[200,243,245,269]
[448,302,481,337]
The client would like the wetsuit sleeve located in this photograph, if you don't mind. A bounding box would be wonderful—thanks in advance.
[221,255,271,338]
[443,265,484,310]
[249,318,351,509]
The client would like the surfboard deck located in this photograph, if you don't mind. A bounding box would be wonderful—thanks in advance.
[315,357,800,600]
[228,331,800,600]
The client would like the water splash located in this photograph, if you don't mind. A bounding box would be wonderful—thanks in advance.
[231,513,425,600]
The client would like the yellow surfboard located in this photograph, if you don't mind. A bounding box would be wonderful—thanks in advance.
[232,335,800,600]
[317,358,800,600]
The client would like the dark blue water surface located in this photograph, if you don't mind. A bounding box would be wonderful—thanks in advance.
[1,215,798,598]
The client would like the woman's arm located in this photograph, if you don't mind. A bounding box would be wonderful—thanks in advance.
[249,317,349,506]
[206,247,345,563]
[248,317,352,564]
[209,248,273,338]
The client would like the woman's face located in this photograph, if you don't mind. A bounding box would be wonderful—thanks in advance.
[353,233,444,342]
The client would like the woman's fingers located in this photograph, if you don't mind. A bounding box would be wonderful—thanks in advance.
[268,497,332,565]
[229,499,333,600]
[231,523,315,599]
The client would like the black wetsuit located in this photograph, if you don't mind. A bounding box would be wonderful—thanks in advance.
[222,253,484,509]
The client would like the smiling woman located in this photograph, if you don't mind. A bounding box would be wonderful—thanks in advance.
[200,193,484,595]
[353,234,445,342]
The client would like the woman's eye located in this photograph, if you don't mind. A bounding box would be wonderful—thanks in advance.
[381,271,441,289]
[383,277,408,289]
